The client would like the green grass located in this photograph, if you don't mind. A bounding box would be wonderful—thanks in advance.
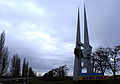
[29,79,77,84]
[28,78,120,84]
[2,77,120,84]
[2,81,24,84]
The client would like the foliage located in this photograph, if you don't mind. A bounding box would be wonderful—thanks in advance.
[28,67,35,77]
[42,65,69,80]
[10,54,21,77]
[22,58,29,77]
[0,31,9,77]
[0,47,9,77]
[0,31,35,78]
[0,31,5,59]
[91,47,109,75]
[92,46,120,79]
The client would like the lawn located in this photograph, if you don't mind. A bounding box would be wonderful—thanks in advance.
[28,78,120,84]
[2,77,120,84]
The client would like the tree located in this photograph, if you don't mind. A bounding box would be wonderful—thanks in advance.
[22,58,29,77]
[91,47,108,75]
[0,31,5,60]
[55,65,68,77]
[0,47,9,77]
[105,47,120,79]
[25,61,29,76]
[22,58,25,77]
[92,46,120,79]
[43,65,69,80]
[28,67,35,77]
[0,31,9,77]
[10,54,21,77]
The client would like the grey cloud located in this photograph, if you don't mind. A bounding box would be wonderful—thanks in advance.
[0,0,120,75]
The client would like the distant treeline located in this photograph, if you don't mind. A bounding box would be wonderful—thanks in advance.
[42,65,72,80]
[0,31,36,77]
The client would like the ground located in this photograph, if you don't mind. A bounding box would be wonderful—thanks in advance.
[1,77,120,84]
[28,78,120,84]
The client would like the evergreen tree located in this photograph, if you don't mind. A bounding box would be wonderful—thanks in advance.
[25,61,29,76]
[22,58,26,77]
[10,54,21,77]
[28,67,34,77]
[0,31,9,77]
[22,58,29,77]
[0,47,9,77]
[0,31,5,60]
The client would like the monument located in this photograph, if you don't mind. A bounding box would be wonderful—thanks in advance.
[73,5,92,80]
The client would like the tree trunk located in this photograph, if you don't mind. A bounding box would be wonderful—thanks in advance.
[113,71,116,80]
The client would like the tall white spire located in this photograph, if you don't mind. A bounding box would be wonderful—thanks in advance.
[76,7,81,48]
[84,5,89,46]
[83,4,92,73]
[73,7,81,80]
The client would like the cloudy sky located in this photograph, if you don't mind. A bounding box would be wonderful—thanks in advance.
[0,0,120,75]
